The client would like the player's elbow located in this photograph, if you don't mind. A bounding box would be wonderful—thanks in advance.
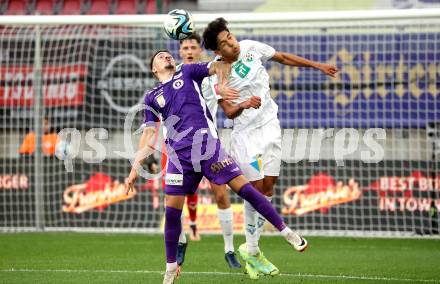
[225,108,241,119]
[225,111,237,119]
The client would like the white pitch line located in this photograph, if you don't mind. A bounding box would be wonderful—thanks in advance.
[1,268,439,283]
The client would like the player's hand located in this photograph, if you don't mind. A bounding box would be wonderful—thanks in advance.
[217,85,239,101]
[239,96,261,109]
[317,63,338,77]
[125,168,138,194]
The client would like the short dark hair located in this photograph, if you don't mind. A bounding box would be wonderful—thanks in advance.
[179,32,201,45]
[202,17,229,51]
[149,49,171,75]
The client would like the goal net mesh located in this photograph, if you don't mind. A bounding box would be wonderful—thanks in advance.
[0,14,439,236]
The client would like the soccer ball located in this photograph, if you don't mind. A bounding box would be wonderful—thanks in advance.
[163,9,194,40]
[55,140,71,160]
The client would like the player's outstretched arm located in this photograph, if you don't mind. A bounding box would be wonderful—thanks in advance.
[271,51,338,77]
[218,96,262,119]
[125,126,156,193]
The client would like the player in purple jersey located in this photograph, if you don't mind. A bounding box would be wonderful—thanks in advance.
[125,50,308,284]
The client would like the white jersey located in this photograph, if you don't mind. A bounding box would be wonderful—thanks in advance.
[210,40,278,131]
[201,76,221,126]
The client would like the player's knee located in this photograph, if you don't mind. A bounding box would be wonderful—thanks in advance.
[214,190,227,206]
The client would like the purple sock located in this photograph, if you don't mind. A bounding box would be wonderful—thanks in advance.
[164,206,182,263]
[238,183,286,231]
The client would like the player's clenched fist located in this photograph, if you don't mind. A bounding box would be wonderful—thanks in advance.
[239,96,261,110]
[317,63,339,77]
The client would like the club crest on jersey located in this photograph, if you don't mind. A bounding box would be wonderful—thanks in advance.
[244,52,254,62]
[173,79,184,90]
[156,94,165,107]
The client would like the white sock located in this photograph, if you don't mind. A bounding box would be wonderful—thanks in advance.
[166,262,177,272]
[255,195,272,244]
[280,227,293,238]
[280,227,302,245]
[244,200,259,255]
[178,212,187,244]
[217,207,234,253]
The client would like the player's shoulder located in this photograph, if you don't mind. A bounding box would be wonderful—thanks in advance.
[181,62,209,71]
[144,84,162,100]
[239,39,273,51]
[239,39,261,48]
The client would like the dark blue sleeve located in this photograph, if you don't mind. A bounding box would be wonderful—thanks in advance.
[143,92,160,128]
[182,62,211,83]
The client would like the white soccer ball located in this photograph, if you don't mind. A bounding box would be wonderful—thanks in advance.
[163,9,194,40]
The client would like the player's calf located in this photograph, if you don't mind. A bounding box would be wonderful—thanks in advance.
[176,242,188,266]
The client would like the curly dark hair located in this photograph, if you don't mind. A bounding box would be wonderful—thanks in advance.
[202,17,229,51]
[180,32,201,45]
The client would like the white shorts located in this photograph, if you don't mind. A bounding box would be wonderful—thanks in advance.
[230,119,282,182]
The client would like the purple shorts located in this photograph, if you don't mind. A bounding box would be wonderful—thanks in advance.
[164,139,242,196]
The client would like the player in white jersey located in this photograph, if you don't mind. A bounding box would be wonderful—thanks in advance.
[203,18,338,279]
[175,33,261,269]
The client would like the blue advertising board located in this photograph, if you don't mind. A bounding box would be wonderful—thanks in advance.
[169,32,440,128]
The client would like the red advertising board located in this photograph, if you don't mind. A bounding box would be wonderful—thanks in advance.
[0,64,87,107]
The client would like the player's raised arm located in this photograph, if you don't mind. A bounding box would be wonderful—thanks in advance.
[126,126,156,193]
[271,51,338,77]
[208,61,239,101]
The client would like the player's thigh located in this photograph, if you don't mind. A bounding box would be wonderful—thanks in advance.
[230,127,264,182]
[165,151,203,197]
[262,176,278,196]
[202,140,242,187]
[262,119,282,178]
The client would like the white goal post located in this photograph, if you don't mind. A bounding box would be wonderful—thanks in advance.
[0,9,439,237]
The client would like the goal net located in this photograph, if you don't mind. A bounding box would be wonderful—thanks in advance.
[0,10,439,236]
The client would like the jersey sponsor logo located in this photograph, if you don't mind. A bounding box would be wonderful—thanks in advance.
[155,94,165,108]
[210,157,235,174]
[172,79,184,90]
[165,173,183,186]
[232,59,251,79]
[250,154,263,173]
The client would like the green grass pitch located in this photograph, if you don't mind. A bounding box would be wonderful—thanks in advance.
[1,233,439,283]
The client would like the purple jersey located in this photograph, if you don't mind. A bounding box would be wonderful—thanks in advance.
[143,63,217,151]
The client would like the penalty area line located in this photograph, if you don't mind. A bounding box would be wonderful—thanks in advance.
[1,268,439,283]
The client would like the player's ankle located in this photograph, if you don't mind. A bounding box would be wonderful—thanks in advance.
[166,261,178,271]
[247,245,260,256]
[280,226,292,238]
